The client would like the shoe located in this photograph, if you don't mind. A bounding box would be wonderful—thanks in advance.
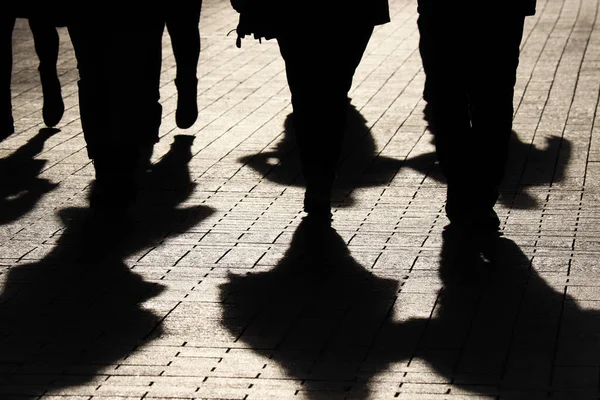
[40,67,64,127]
[304,184,332,216]
[443,209,502,264]
[136,143,154,176]
[89,153,137,213]
[175,77,198,129]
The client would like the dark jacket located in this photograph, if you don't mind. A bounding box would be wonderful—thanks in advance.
[233,0,390,42]
[8,3,76,26]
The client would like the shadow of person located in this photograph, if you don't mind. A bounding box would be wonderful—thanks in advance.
[238,104,403,207]
[0,127,59,225]
[388,231,600,398]
[0,134,214,394]
[219,220,412,399]
[403,130,572,210]
[221,219,600,398]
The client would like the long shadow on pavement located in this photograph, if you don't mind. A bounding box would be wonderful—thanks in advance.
[238,103,403,208]
[0,128,60,225]
[0,135,214,395]
[220,220,405,398]
[220,223,600,399]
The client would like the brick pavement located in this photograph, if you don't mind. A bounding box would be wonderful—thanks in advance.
[2,0,600,399]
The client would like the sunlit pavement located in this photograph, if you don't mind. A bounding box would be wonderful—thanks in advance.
[2,0,600,399]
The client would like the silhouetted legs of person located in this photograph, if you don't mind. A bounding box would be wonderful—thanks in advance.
[1,17,64,140]
[116,18,164,172]
[165,2,202,129]
[29,19,64,128]
[417,0,433,104]
[277,24,373,222]
[68,19,150,213]
[427,5,525,235]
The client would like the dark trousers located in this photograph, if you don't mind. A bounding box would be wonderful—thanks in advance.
[165,2,202,81]
[68,14,164,160]
[277,24,373,213]
[425,4,526,221]
[118,3,203,143]
[1,16,15,131]
[2,17,59,132]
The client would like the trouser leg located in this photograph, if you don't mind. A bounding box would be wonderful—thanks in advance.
[166,2,202,80]
[278,25,373,215]
[166,3,202,129]
[114,18,164,147]
[29,18,64,127]
[469,14,525,212]
[68,23,109,159]
[1,16,15,136]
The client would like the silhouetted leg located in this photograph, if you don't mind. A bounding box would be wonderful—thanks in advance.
[119,20,164,148]
[278,24,373,218]
[469,13,525,215]
[166,2,201,129]
[1,16,15,138]
[417,0,434,103]
[68,24,109,160]
[69,21,138,211]
[426,4,475,223]
[29,18,64,127]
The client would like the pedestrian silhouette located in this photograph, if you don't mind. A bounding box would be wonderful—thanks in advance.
[232,0,390,224]
[239,104,403,208]
[0,127,59,225]
[67,5,203,212]
[0,134,214,394]
[421,1,537,237]
[67,12,162,212]
[2,15,64,140]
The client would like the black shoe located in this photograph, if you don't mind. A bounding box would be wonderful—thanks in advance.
[300,214,336,271]
[88,179,135,215]
[136,143,154,176]
[89,154,137,213]
[40,68,64,127]
[443,210,502,263]
[304,185,332,216]
[175,77,198,129]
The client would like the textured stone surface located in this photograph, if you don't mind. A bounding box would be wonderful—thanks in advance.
[2,0,600,398]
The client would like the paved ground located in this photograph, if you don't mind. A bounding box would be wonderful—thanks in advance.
[2,0,600,399]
